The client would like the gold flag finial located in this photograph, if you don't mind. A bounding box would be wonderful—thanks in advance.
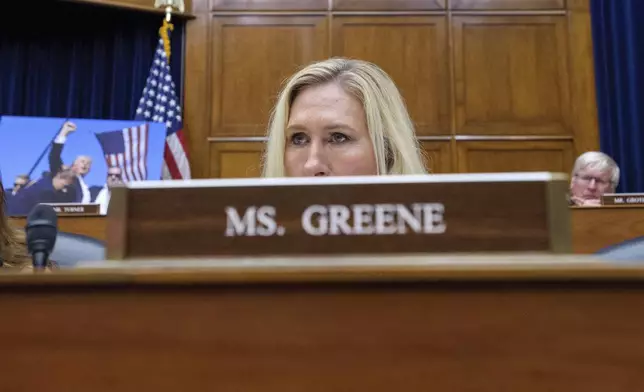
[159,19,175,61]
[155,0,185,22]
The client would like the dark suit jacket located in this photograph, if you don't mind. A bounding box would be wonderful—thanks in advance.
[49,142,82,202]
[90,186,102,202]
[7,177,75,216]
[4,188,15,206]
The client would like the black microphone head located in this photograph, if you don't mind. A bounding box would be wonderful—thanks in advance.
[26,204,58,255]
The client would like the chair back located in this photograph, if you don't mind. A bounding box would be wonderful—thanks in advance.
[596,236,644,262]
[51,232,106,268]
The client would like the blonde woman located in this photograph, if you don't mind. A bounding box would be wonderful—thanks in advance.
[262,58,427,177]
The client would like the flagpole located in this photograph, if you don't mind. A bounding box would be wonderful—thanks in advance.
[142,0,191,181]
[155,0,183,63]
[27,119,69,179]
[159,16,174,62]
[154,0,185,23]
[165,4,172,22]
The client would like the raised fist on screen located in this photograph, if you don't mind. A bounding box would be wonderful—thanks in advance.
[60,121,77,137]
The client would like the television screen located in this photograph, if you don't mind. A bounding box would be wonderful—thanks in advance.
[0,116,166,216]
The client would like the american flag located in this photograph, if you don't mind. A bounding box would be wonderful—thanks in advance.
[95,125,149,182]
[134,29,191,180]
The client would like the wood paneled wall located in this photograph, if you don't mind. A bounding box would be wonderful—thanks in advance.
[184,0,599,178]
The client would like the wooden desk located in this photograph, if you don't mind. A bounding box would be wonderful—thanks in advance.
[1,255,644,391]
[572,206,644,253]
[9,206,644,254]
[9,216,106,241]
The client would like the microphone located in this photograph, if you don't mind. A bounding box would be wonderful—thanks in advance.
[25,204,58,270]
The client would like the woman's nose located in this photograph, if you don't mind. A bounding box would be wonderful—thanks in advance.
[303,143,330,177]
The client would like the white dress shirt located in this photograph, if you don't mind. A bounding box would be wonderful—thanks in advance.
[95,185,110,215]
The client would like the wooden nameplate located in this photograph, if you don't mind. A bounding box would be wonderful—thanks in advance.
[43,203,101,216]
[106,172,571,259]
[602,193,644,207]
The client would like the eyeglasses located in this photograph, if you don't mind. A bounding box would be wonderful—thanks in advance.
[108,173,122,179]
[574,174,611,187]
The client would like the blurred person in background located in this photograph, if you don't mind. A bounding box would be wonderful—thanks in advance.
[569,151,620,207]
[49,121,93,203]
[0,170,30,269]
[93,166,124,215]
[8,169,75,216]
[4,174,30,206]
[9,174,30,196]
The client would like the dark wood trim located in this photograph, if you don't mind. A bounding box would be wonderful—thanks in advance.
[546,179,573,253]
[454,135,574,141]
[567,0,600,155]
[208,137,268,142]
[450,0,565,10]
[106,186,129,260]
[59,0,196,18]
[183,0,212,178]
[567,0,591,11]
[2,254,644,285]
[450,10,566,15]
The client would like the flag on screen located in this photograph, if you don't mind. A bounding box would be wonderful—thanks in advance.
[95,125,149,182]
[134,20,190,180]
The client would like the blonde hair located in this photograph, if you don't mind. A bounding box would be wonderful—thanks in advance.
[572,151,620,188]
[262,58,427,177]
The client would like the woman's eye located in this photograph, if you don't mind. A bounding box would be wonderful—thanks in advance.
[290,133,308,145]
[330,132,349,144]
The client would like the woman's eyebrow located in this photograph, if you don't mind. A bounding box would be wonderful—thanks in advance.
[324,123,355,132]
[286,124,307,132]
[286,123,356,132]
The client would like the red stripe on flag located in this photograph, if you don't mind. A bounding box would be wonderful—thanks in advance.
[141,124,149,179]
[163,128,190,179]
[163,139,182,179]
[128,127,138,181]
[175,129,189,158]
[174,129,191,178]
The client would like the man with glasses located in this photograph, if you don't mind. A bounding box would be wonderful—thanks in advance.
[9,175,30,196]
[3,174,30,209]
[93,166,124,215]
[569,151,620,207]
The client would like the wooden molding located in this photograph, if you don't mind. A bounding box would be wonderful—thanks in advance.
[60,0,196,18]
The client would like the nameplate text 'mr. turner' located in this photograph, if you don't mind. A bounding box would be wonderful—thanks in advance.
[106,173,571,259]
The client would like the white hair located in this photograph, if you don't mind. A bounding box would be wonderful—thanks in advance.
[74,155,92,164]
[572,151,620,187]
[261,57,427,177]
